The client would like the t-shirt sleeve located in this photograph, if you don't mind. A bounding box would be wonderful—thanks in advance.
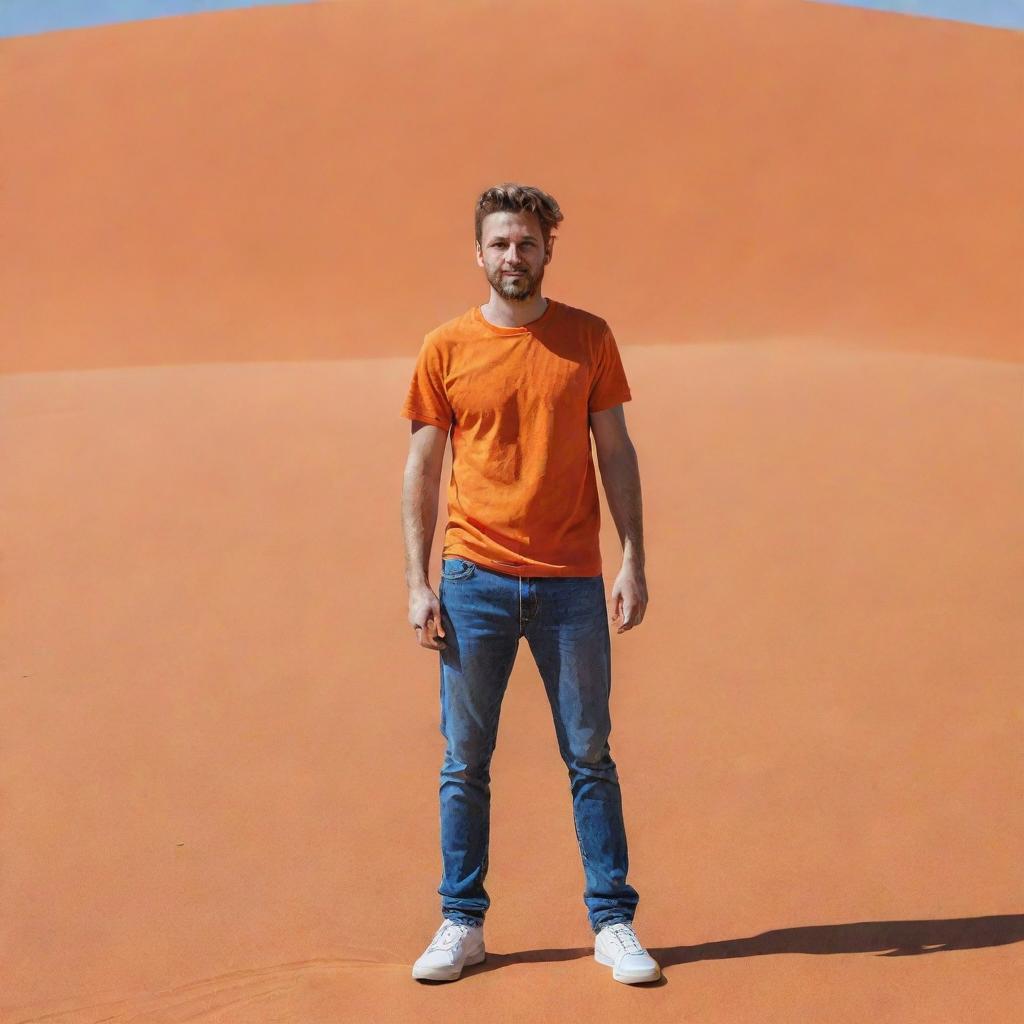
[400,336,453,431]
[588,322,633,413]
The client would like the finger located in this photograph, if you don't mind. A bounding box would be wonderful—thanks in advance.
[415,624,434,649]
[435,606,445,638]
[429,613,446,648]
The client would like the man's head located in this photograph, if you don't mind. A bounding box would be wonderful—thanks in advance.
[474,183,563,303]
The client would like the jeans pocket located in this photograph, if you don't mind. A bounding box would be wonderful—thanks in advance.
[441,557,478,581]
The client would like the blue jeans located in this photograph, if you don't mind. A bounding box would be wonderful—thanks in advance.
[435,556,640,934]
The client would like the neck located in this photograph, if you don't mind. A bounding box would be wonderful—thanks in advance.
[481,291,548,328]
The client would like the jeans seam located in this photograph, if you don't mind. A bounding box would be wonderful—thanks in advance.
[571,799,590,867]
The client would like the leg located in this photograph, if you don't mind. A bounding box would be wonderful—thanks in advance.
[436,558,519,927]
[524,574,640,934]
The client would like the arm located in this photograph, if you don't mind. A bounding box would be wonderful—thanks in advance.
[402,421,449,649]
[590,404,648,632]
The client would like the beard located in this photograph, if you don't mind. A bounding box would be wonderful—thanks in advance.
[488,261,545,302]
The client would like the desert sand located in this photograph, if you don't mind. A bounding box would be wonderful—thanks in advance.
[1,1,1021,1022]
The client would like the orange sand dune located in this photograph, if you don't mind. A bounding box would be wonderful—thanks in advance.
[3,343,1021,1022]
[2,1,1022,1022]
[1,0,1021,374]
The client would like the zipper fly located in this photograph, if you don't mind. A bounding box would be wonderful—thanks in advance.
[518,575,539,635]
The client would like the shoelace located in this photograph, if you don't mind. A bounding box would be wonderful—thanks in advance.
[604,923,645,955]
[428,921,472,952]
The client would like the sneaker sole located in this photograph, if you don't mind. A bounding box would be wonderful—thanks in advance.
[594,948,661,984]
[412,947,486,982]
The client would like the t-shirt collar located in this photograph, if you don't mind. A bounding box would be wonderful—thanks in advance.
[473,298,557,335]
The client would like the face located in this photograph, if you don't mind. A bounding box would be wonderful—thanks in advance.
[475,210,552,302]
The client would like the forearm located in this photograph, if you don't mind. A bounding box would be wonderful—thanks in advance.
[597,446,645,569]
[402,461,440,588]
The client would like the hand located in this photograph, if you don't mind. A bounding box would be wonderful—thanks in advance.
[409,583,447,651]
[609,562,648,633]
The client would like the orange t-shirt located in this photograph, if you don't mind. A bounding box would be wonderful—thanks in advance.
[400,298,632,577]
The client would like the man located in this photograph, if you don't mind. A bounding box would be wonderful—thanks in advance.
[400,183,658,985]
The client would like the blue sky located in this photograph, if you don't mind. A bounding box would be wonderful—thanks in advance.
[0,0,314,38]
[807,0,1024,29]
[1,0,1022,37]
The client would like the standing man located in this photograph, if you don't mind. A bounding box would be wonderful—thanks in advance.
[401,183,658,985]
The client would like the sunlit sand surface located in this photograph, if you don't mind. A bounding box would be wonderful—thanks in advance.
[4,340,1021,1021]
[2,0,1021,1020]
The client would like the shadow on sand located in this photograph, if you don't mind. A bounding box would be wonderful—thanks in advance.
[423,914,1024,985]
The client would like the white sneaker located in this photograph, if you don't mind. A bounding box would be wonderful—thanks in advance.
[594,921,661,983]
[411,919,486,981]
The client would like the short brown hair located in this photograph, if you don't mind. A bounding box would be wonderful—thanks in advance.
[474,182,564,248]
